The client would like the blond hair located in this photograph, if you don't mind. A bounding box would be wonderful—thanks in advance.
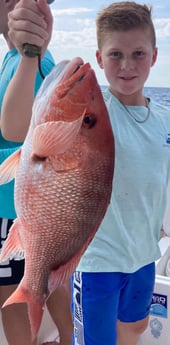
[96,1,156,50]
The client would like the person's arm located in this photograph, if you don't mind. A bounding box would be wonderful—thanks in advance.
[1,0,53,142]
[1,58,38,141]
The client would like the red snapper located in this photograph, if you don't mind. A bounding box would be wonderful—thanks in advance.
[0,57,114,339]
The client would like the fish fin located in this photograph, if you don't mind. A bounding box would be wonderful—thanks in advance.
[32,113,85,158]
[28,298,44,341]
[2,284,44,341]
[48,239,93,293]
[0,219,24,262]
[48,226,98,293]
[0,149,21,184]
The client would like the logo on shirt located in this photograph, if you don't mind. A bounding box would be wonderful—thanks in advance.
[166,134,170,144]
[163,134,170,147]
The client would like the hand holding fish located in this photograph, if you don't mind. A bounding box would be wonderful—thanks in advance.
[8,0,53,57]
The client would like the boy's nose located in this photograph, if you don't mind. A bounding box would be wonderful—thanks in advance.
[121,57,135,70]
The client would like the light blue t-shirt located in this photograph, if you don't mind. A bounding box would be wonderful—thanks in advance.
[0,47,55,219]
[77,88,170,273]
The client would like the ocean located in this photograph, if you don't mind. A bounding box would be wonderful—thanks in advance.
[144,87,170,106]
[102,86,170,106]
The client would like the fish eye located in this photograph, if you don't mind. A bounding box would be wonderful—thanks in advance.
[83,113,96,129]
[31,153,47,162]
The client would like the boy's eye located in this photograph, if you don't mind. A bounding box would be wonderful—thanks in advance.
[108,50,145,59]
[133,50,145,58]
[109,51,122,58]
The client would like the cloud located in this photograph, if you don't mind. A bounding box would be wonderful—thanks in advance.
[51,10,96,49]
[154,18,170,37]
[52,8,93,16]
[0,37,8,63]
[50,27,96,49]
[0,36,6,46]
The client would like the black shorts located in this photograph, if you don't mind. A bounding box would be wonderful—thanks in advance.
[0,218,25,285]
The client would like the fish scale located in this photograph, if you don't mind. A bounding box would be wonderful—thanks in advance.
[0,57,114,340]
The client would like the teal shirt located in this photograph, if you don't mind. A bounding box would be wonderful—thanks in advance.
[0,48,55,219]
[77,89,170,273]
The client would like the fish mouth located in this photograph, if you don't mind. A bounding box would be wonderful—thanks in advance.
[58,57,91,88]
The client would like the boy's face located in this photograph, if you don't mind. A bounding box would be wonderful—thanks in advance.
[96,29,157,99]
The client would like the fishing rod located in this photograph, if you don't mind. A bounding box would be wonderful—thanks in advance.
[23,0,55,78]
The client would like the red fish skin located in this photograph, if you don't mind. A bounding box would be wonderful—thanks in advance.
[0,57,114,339]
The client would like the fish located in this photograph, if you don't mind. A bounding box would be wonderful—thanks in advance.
[0,56,114,339]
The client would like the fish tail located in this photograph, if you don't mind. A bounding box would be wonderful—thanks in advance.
[28,298,44,341]
[2,284,44,341]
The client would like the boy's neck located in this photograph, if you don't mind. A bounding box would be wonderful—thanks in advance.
[109,87,146,106]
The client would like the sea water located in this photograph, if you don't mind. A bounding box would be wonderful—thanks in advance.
[102,86,170,106]
[144,87,170,106]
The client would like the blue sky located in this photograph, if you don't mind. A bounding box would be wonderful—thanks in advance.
[0,0,170,87]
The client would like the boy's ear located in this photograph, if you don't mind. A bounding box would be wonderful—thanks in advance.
[96,50,104,69]
[151,47,158,67]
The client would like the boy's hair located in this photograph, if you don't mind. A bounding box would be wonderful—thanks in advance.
[96,1,156,50]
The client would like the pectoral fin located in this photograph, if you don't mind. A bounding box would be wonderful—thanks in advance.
[0,149,21,184]
[0,218,24,262]
[32,112,85,158]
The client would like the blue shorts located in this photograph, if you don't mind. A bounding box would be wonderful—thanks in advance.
[72,263,155,345]
[0,218,25,285]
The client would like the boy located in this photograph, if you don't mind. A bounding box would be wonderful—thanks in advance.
[73,3,170,345]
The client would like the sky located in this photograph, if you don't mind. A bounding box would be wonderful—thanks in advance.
[0,0,170,87]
